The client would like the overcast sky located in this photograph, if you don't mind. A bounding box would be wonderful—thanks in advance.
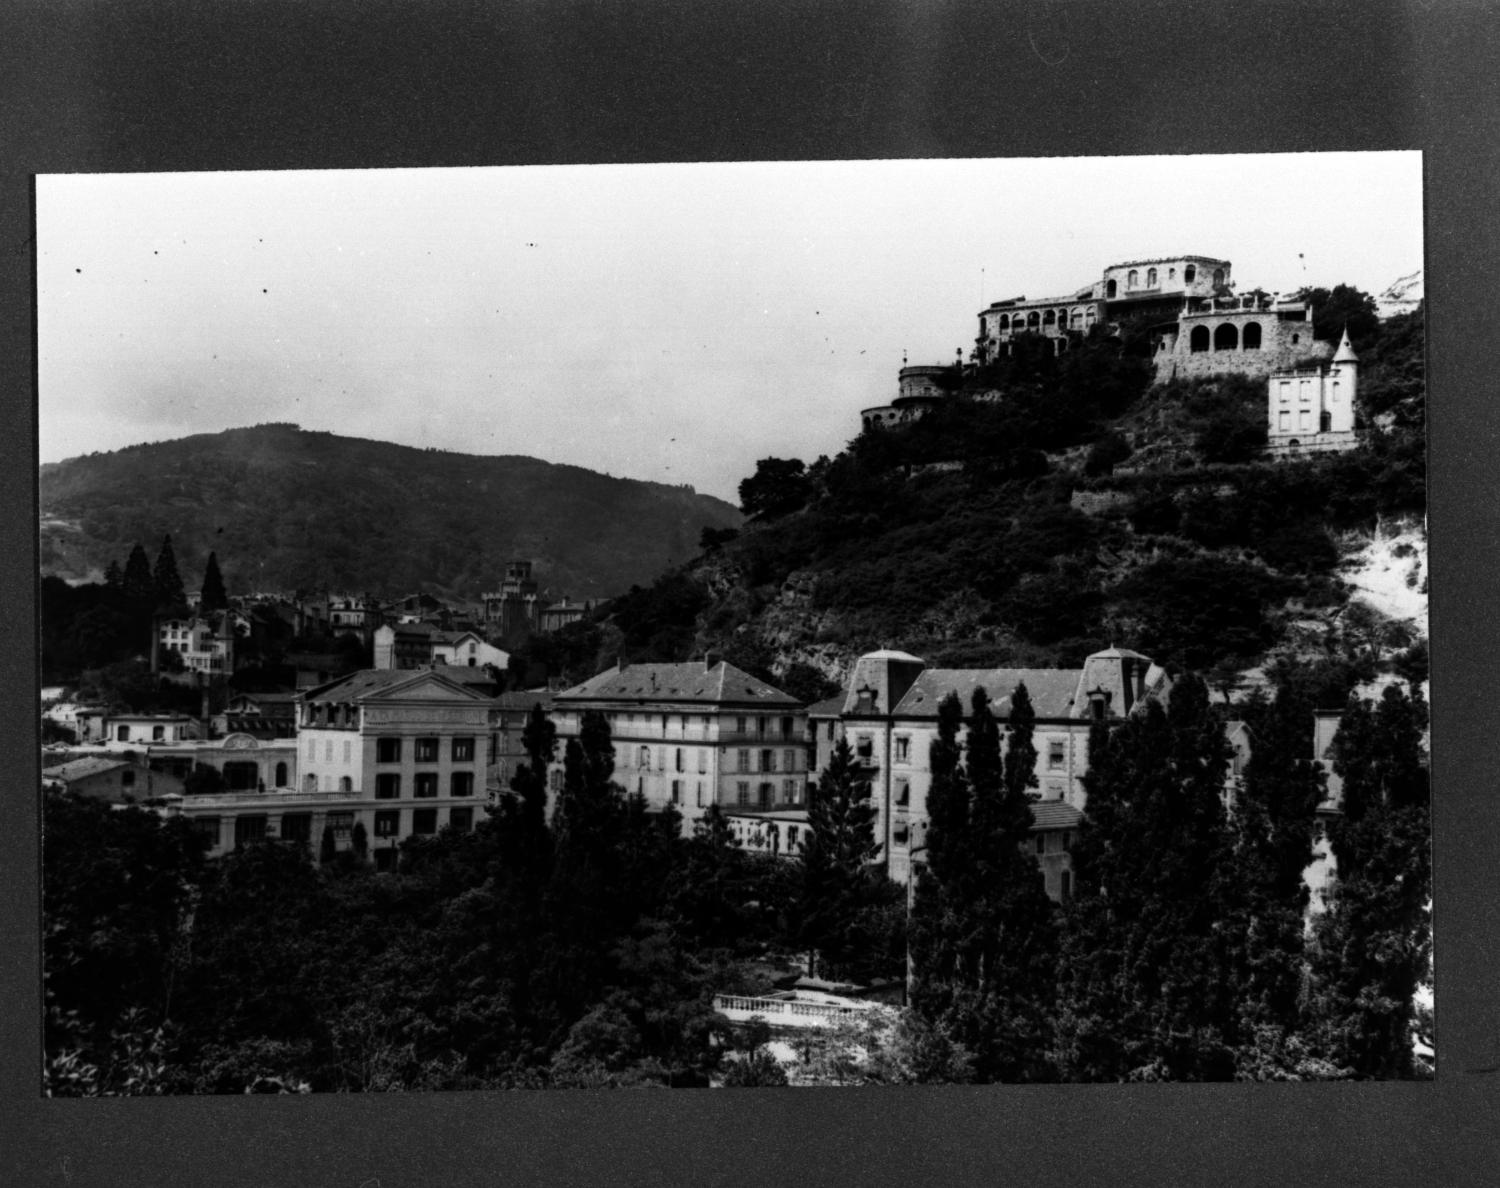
[37,152,1422,503]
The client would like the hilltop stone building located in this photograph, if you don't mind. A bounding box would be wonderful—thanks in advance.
[862,254,1333,433]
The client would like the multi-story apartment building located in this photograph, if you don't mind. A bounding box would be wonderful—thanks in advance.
[161,667,494,870]
[549,659,809,836]
[812,647,1172,897]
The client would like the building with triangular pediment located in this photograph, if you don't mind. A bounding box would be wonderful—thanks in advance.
[162,667,497,868]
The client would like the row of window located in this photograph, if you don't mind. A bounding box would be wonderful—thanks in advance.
[588,712,803,739]
[193,807,477,848]
[375,736,476,763]
[374,806,472,836]
[733,780,803,808]
[847,734,1069,770]
[626,745,710,774]
[993,307,1099,333]
[374,772,474,799]
[732,748,800,774]
[1276,379,1340,402]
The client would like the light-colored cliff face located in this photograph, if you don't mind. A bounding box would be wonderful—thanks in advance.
[1338,516,1427,638]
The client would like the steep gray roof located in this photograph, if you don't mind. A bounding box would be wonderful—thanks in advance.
[556,661,799,707]
[893,668,1081,720]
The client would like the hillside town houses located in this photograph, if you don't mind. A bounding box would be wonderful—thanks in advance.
[43,623,1346,907]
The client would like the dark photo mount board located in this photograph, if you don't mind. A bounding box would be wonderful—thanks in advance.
[2,1,1496,1184]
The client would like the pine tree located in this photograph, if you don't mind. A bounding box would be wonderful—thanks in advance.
[1056,675,1237,1081]
[909,685,1058,1082]
[795,738,884,979]
[200,551,228,613]
[1307,685,1431,1078]
[667,804,747,950]
[152,535,186,610]
[122,544,154,605]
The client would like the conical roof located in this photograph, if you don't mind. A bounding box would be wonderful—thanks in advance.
[1333,327,1358,363]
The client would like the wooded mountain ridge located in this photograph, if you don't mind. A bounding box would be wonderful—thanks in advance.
[39,424,741,599]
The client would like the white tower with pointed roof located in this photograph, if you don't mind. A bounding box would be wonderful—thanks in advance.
[1328,327,1358,433]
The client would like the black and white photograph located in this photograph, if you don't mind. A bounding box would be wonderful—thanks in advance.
[34,150,1432,1093]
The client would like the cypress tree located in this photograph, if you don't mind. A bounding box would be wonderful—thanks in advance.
[121,544,154,606]
[1307,685,1431,1078]
[1222,682,1327,1076]
[909,692,967,998]
[910,685,1058,1082]
[497,702,557,871]
[152,534,186,610]
[319,825,336,866]
[795,738,883,980]
[542,710,627,1022]
[1056,674,1237,1081]
[200,552,228,613]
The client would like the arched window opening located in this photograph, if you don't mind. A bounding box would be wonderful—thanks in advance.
[1071,309,1083,329]
[1212,267,1225,287]
[1043,309,1055,325]
[998,314,1010,331]
[1291,333,1300,344]
[1127,269,1138,289]
[1184,264,1197,283]
[1106,279,1117,298]
[1146,267,1158,287]
[1242,322,1262,350]
[1214,323,1239,351]
[1190,325,1210,353]
[340,776,353,792]
[1027,311,1040,328]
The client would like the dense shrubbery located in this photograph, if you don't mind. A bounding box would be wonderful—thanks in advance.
[581,293,1423,683]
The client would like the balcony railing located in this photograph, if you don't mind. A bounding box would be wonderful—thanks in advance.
[712,994,872,1029]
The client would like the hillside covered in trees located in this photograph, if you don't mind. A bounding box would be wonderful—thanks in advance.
[530,295,1425,702]
[39,424,741,599]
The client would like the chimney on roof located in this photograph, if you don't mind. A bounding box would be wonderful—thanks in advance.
[704,650,722,672]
